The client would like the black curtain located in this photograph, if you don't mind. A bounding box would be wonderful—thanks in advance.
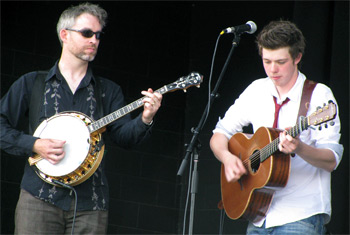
[292,1,349,233]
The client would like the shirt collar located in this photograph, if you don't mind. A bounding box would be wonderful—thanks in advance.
[285,72,306,103]
[45,61,97,86]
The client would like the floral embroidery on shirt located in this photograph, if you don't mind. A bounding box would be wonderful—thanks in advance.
[48,186,57,197]
[47,79,61,114]
[38,187,44,197]
[43,86,50,117]
[87,84,96,118]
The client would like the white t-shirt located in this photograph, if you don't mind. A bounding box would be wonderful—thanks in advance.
[213,72,343,228]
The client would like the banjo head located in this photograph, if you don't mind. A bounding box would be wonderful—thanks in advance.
[34,113,91,177]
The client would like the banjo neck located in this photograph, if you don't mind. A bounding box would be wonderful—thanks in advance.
[87,72,203,134]
[87,85,167,133]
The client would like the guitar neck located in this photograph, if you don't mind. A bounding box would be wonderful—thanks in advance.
[260,117,309,162]
[88,86,169,133]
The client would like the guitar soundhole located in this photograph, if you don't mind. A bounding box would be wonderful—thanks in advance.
[250,150,261,173]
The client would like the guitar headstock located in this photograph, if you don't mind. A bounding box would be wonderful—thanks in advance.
[165,72,203,92]
[308,101,337,127]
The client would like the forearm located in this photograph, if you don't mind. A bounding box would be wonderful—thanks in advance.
[210,133,233,164]
[295,142,337,172]
[0,126,37,156]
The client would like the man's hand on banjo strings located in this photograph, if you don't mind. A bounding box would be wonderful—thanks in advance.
[33,139,66,165]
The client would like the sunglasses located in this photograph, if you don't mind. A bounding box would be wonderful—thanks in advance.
[66,28,103,39]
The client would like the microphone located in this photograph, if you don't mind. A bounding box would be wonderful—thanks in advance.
[220,21,257,35]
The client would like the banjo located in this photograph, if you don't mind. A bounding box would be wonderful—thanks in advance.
[28,72,203,186]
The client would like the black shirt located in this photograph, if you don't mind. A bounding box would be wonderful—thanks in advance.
[0,62,152,211]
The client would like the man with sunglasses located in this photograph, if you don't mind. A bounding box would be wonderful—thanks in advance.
[1,2,162,234]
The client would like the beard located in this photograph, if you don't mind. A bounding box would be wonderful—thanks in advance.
[78,53,96,62]
[69,43,98,62]
[76,50,97,62]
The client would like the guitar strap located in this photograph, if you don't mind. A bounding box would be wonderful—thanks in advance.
[29,71,48,135]
[297,79,317,120]
[29,71,104,135]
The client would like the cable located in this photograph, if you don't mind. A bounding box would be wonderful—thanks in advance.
[181,32,223,235]
[204,33,222,126]
[52,180,78,235]
[219,208,225,234]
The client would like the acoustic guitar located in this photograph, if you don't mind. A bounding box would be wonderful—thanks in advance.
[220,101,337,223]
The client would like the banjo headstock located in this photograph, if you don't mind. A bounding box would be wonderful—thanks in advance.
[164,72,203,93]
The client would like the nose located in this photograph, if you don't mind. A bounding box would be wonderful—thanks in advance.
[89,34,99,43]
[270,62,279,73]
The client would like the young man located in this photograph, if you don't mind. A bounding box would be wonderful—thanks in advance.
[1,2,162,234]
[210,20,343,234]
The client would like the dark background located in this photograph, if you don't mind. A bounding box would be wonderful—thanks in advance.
[1,1,349,234]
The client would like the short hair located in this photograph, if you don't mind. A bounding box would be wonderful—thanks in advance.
[56,2,108,46]
[256,20,305,61]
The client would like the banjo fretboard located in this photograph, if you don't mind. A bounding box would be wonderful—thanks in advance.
[87,72,203,133]
[88,85,168,133]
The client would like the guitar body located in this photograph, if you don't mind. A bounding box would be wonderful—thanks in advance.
[221,127,291,223]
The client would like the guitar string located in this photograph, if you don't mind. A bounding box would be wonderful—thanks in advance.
[241,119,306,167]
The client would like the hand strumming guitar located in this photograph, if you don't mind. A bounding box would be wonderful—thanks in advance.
[210,132,247,182]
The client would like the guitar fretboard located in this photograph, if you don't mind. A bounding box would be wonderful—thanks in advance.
[253,116,309,162]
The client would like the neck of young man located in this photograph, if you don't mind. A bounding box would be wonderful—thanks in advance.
[276,69,299,99]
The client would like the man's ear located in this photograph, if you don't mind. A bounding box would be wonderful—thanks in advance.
[60,29,69,44]
[294,53,302,65]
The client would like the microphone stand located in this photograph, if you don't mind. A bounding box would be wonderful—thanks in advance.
[177,33,242,235]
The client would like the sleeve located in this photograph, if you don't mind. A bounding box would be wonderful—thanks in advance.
[0,73,39,156]
[212,80,258,139]
[100,78,152,149]
[307,84,344,169]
